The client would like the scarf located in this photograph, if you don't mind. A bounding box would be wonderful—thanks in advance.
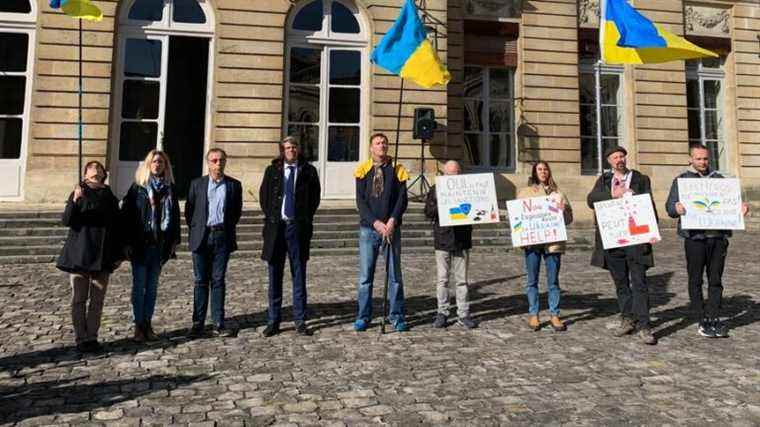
[371,162,384,198]
[146,176,172,236]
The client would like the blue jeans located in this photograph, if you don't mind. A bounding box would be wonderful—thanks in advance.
[524,247,561,316]
[267,222,307,325]
[192,230,231,328]
[357,226,404,323]
[131,245,162,324]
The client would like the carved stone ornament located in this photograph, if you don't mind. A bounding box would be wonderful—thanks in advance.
[463,0,521,19]
[685,5,730,37]
[578,0,600,28]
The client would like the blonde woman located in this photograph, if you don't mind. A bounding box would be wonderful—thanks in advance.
[516,161,573,332]
[120,150,181,343]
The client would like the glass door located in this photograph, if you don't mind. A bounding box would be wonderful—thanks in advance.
[113,33,168,196]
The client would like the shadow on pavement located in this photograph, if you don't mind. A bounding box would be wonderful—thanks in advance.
[0,374,209,425]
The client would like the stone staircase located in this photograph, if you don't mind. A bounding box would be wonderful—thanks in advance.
[0,205,538,265]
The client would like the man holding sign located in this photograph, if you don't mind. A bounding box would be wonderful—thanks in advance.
[665,144,749,338]
[424,161,477,330]
[588,146,659,345]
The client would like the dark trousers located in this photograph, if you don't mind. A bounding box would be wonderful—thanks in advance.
[191,229,231,328]
[267,222,307,326]
[685,237,728,319]
[604,246,650,328]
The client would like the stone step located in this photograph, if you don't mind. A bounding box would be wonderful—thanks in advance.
[0,235,519,257]
[0,228,512,247]
[0,220,513,237]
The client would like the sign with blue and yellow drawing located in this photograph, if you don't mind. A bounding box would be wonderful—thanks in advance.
[436,173,499,227]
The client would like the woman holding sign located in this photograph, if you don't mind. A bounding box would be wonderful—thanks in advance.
[516,161,573,332]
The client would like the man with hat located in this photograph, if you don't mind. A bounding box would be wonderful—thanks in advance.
[587,145,659,345]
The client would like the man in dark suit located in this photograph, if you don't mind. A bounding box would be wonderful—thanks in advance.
[587,146,659,345]
[259,136,321,337]
[185,148,243,338]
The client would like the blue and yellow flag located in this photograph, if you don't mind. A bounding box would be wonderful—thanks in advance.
[370,0,450,88]
[49,0,103,21]
[601,0,716,64]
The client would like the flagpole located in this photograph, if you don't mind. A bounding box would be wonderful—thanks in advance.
[77,17,83,179]
[393,78,404,169]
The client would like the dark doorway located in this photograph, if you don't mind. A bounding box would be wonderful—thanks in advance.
[163,35,209,198]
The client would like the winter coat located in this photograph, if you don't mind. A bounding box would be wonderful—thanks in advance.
[56,185,123,274]
[259,158,321,262]
[120,182,181,266]
[424,185,473,252]
[587,169,658,270]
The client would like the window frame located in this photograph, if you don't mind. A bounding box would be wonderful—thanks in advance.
[119,0,215,36]
[287,0,367,45]
[0,4,36,200]
[579,60,625,175]
[284,0,370,198]
[686,58,726,172]
[462,65,516,172]
[0,0,35,24]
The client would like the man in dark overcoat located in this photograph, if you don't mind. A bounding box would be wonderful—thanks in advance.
[259,136,321,337]
[587,146,659,345]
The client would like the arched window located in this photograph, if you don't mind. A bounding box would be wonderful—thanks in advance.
[0,0,36,200]
[285,0,369,198]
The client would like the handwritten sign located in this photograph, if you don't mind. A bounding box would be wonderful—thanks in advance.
[506,196,567,248]
[677,178,745,230]
[436,173,500,227]
[594,194,660,249]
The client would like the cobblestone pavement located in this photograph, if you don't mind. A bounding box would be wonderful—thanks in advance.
[2,230,760,426]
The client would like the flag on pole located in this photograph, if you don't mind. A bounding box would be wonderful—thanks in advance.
[49,0,103,21]
[601,0,716,64]
[370,0,450,88]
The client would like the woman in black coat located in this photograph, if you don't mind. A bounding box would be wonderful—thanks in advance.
[120,149,181,343]
[56,161,123,353]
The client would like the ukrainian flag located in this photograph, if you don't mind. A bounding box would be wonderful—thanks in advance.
[49,0,103,21]
[601,0,716,64]
[370,0,451,88]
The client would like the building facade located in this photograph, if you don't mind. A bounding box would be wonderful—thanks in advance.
[1,0,759,222]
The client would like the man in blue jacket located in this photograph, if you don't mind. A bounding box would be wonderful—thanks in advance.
[353,133,409,332]
[665,144,749,338]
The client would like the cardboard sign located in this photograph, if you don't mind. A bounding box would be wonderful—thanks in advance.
[506,196,567,248]
[677,178,745,230]
[436,173,500,227]
[594,194,660,249]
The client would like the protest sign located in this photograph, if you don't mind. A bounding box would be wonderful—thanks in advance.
[594,194,660,249]
[436,173,499,227]
[677,178,745,230]
[506,196,567,248]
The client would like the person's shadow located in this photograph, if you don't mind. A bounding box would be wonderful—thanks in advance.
[652,294,760,339]
[0,373,209,425]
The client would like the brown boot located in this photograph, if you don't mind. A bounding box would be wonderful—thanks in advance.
[133,323,146,343]
[143,321,159,342]
[528,315,541,331]
[549,316,567,332]
[613,317,635,337]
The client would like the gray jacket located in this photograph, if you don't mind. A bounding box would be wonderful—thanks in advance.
[665,167,731,240]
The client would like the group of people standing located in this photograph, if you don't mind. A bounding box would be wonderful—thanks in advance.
[55,133,747,353]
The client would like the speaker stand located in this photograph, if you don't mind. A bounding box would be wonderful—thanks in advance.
[407,138,431,202]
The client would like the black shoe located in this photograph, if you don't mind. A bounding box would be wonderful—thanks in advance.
[295,323,313,336]
[187,324,205,339]
[77,340,102,354]
[698,318,716,338]
[211,325,237,338]
[432,313,448,329]
[711,318,729,338]
[262,324,280,338]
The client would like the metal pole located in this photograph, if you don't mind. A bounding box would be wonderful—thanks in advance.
[392,78,404,168]
[78,18,83,178]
